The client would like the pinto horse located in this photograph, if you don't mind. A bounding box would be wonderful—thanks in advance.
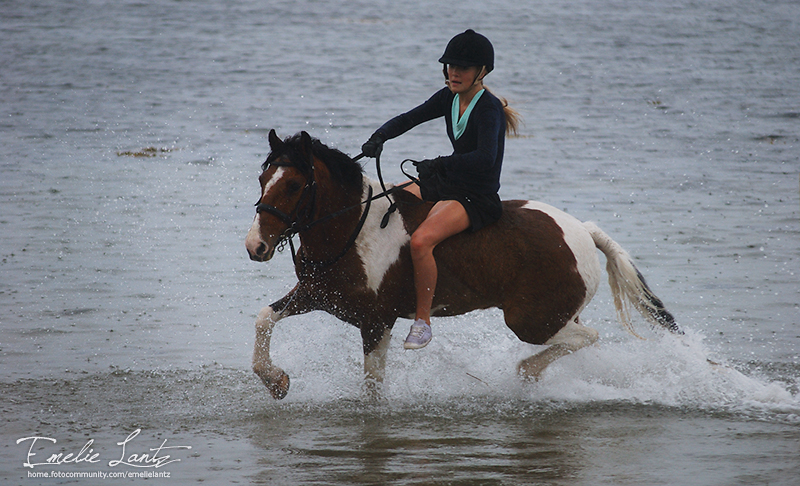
[245,130,680,399]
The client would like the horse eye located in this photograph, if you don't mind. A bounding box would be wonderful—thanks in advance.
[286,181,302,194]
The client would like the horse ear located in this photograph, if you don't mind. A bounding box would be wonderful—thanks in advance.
[298,131,314,165]
[299,131,313,150]
[268,129,284,152]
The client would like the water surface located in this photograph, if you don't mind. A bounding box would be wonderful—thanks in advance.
[1,0,798,484]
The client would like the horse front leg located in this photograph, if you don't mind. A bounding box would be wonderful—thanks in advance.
[253,305,291,399]
[362,323,392,399]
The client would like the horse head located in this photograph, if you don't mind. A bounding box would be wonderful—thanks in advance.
[245,130,317,262]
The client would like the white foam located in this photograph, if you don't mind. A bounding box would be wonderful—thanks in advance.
[267,311,800,420]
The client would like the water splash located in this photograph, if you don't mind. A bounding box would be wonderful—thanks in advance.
[267,312,799,421]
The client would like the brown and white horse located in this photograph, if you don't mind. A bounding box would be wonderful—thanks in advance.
[245,130,680,399]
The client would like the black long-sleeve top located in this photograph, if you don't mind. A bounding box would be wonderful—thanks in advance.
[376,87,506,195]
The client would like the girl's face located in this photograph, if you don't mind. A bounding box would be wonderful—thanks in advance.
[446,65,483,95]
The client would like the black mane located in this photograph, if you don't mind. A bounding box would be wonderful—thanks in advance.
[263,133,364,191]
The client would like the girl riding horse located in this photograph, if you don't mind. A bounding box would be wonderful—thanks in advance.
[362,29,521,350]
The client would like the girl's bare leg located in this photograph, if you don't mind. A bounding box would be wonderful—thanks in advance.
[409,199,469,322]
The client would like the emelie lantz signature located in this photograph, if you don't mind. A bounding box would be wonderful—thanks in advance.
[16,429,192,469]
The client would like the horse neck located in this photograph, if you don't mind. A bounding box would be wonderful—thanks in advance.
[298,164,364,262]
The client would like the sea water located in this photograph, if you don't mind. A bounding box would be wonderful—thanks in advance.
[1,0,799,484]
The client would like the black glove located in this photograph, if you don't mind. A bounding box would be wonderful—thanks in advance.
[413,158,441,180]
[361,132,386,158]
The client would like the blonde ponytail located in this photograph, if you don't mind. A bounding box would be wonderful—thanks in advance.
[484,86,522,137]
[500,97,521,137]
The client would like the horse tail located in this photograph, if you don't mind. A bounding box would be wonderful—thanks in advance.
[584,222,682,337]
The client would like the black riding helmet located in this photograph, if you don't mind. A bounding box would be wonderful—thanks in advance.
[439,29,494,76]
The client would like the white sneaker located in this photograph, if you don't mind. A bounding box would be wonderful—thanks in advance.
[403,319,432,349]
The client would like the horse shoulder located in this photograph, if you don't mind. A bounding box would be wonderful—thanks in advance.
[354,181,412,294]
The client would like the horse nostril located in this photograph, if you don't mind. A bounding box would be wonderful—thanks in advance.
[256,242,267,256]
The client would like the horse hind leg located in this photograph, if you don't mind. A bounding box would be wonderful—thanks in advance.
[517,318,599,382]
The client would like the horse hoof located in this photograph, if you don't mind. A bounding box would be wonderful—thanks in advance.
[254,366,290,399]
[267,371,290,400]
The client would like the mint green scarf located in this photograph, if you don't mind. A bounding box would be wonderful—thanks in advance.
[451,89,485,140]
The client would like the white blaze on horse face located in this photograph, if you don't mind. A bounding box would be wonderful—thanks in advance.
[355,180,410,294]
[261,167,287,200]
[246,167,288,249]
[521,201,602,309]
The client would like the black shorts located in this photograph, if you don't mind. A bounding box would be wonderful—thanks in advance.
[417,173,502,232]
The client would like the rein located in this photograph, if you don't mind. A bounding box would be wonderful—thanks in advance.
[355,151,399,229]
[255,155,413,270]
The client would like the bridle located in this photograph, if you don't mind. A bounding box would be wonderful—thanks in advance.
[254,153,412,270]
[255,158,319,247]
